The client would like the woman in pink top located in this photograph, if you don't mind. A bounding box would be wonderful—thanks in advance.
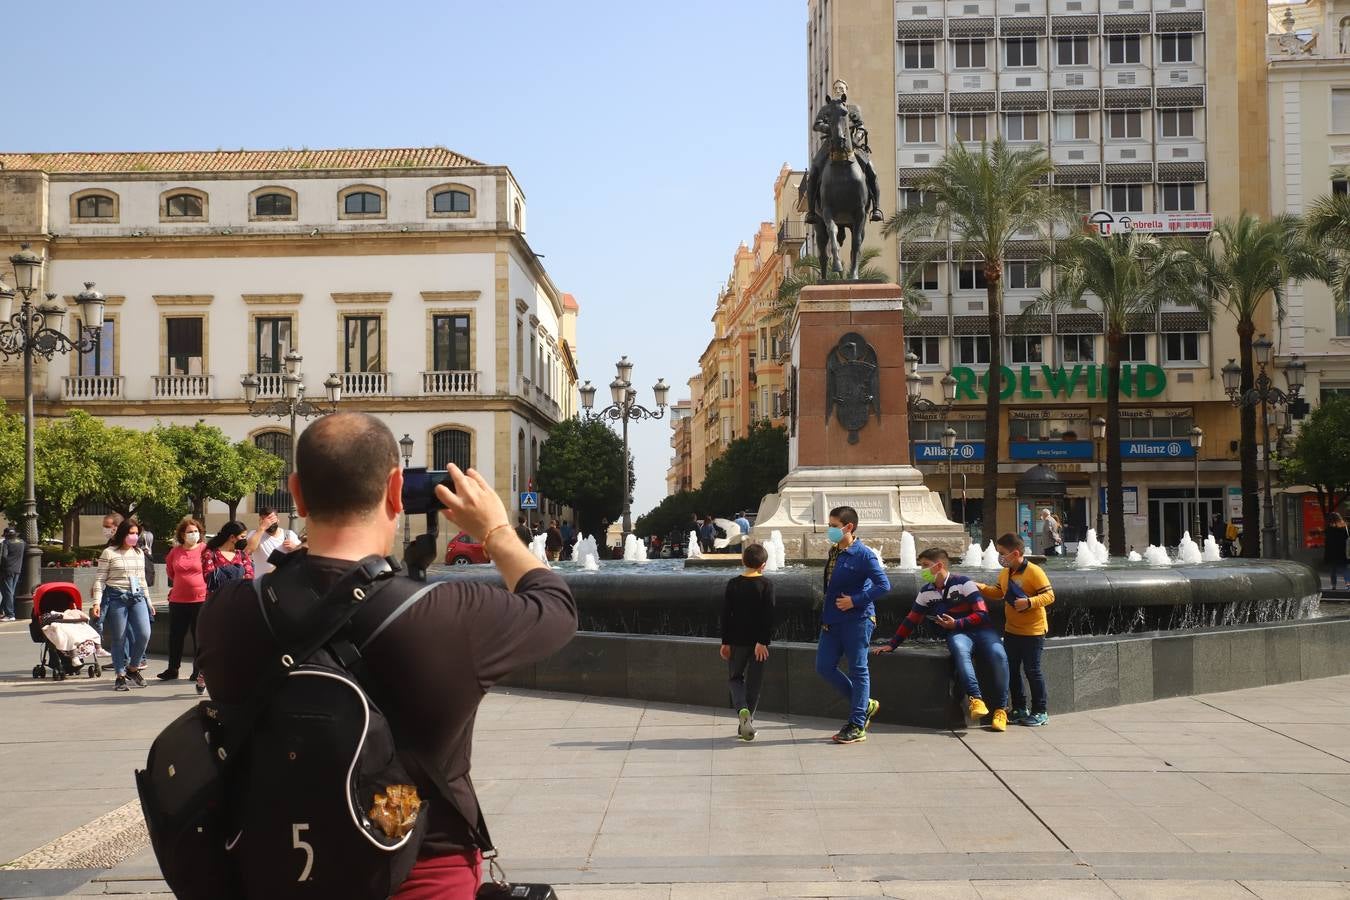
[159,516,207,693]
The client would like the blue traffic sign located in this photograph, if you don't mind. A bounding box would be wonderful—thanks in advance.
[519,491,539,510]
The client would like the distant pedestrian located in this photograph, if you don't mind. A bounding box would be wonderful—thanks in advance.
[698,516,717,554]
[92,518,151,693]
[160,517,208,694]
[545,519,563,561]
[140,526,156,590]
[720,543,775,741]
[246,506,300,579]
[1325,512,1349,590]
[0,527,23,621]
[514,516,532,545]
[818,506,889,744]
[734,512,752,537]
[202,521,254,595]
[1039,508,1063,556]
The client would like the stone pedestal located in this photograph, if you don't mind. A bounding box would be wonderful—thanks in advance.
[753,283,967,559]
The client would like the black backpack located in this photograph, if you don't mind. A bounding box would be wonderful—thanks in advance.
[136,552,441,899]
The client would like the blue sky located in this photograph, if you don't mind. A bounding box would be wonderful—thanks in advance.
[21,0,806,519]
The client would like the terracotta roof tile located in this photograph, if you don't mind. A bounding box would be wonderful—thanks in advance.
[562,293,580,311]
[0,147,482,174]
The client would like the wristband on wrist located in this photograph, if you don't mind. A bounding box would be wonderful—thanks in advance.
[481,523,512,547]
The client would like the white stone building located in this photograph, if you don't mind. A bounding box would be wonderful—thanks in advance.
[0,148,578,541]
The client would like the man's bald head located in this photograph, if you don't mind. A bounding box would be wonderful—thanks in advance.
[295,412,400,523]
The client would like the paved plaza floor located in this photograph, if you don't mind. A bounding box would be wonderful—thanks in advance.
[2,619,1349,898]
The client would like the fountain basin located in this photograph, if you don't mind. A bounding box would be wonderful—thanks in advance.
[431,558,1321,642]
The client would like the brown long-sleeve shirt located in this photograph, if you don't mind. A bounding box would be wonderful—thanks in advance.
[197,555,578,858]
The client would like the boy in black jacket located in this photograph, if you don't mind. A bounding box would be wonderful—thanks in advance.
[720,543,776,741]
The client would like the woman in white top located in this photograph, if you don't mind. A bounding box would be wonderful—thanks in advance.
[91,518,152,692]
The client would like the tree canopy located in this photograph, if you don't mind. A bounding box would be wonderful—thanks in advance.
[1278,396,1350,519]
[536,418,632,539]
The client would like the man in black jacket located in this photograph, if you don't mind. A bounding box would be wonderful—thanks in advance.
[0,527,22,621]
[198,413,577,897]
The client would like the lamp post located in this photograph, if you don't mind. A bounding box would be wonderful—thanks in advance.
[399,433,414,548]
[1221,335,1306,558]
[0,245,107,619]
[1189,426,1204,541]
[579,356,668,538]
[240,350,342,529]
[941,426,957,521]
[1091,416,1107,540]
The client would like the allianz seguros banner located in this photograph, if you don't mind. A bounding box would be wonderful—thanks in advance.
[951,363,1167,401]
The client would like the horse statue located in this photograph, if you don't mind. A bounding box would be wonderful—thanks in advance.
[812,99,870,281]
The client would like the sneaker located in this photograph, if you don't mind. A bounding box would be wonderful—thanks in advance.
[737,708,752,741]
[990,709,1008,732]
[1009,707,1030,725]
[864,698,881,731]
[114,675,129,692]
[195,674,206,695]
[1019,712,1049,727]
[126,669,146,688]
[156,670,179,681]
[832,723,867,744]
[967,697,989,720]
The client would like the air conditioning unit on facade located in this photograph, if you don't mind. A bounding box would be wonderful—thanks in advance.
[1067,150,1085,159]
[1120,148,1137,159]
[1172,147,1189,158]
[963,76,981,89]
[1118,72,1136,85]
[915,153,931,163]
[964,4,980,13]
[914,5,928,12]
[1170,70,1189,84]
[1066,72,1085,86]
[1066,1,1082,8]
[1016,77,1032,87]
[914,79,930,89]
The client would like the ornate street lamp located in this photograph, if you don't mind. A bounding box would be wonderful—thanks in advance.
[0,245,106,618]
[941,425,957,521]
[399,434,415,547]
[1223,336,1305,558]
[240,350,342,529]
[581,356,668,538]
[1091,415,1107,540]
[1189,426,1204,541]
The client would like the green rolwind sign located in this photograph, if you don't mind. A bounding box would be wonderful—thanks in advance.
[950,364,1167,401]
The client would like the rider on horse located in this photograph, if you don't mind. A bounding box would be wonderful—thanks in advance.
[805,79,883,226]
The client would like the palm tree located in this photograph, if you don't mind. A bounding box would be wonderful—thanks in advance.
[1031,232,1205,556]
[1199,213,1325,557]
[883,138,1074,538]
[1303,192,1350,309]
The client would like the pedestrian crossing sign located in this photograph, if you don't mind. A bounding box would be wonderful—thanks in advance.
[519,492,539,510]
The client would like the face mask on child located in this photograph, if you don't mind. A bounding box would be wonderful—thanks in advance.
[826,525,845,544]
[184,531,200,546]
[919,565,937,584]
[125,533,140,548]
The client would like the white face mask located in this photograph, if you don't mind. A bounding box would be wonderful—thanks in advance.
[102,526,114,539]
[183,531,200,546]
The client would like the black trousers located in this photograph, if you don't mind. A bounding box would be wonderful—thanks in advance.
[166,602,202,675]
[1004,633,1047,714]
[727,644,766,715]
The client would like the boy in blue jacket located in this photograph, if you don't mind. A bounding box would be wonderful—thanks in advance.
[817,506,891,744]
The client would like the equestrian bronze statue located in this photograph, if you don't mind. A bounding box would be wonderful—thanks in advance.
[803,80,883,281]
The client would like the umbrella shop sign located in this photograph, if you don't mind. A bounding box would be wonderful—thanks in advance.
[951,364,1167,401]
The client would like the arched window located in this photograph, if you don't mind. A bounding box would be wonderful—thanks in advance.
[517,430,526,491]
[165,192,204,217]
[513,199,523,229]
[253,431,293,513]
[344,191,382,215]
[530,436,539,487]
[432,428,472,472]
[255,193,292,217]
[433,190,472,213]
[76,194,114,218]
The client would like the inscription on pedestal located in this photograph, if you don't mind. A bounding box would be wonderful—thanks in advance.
[825,495,888,522]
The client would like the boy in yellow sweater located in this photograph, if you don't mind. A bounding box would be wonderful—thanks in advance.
[979,533,1055,727]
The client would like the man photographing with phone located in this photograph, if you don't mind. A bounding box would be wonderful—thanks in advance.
[197,412,578,897]
[246,506,302,580]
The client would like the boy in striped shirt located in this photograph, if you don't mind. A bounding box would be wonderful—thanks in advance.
[872,547,1011,731]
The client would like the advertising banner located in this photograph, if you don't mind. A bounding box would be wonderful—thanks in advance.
[1120,439,1195,460]
[912,441,985,461]
[1009,441,1094,461]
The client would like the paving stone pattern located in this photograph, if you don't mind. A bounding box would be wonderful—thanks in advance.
[3,621,1350,897]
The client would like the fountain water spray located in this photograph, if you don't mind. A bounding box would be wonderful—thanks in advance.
[982,541,1001,569]
[529,533,548,563]
[1127,550,1143,562]
[687,531,702,560]
[1074,540,1103,569]
[763,530,786,571]
[1143,545,1173,566]
[622,533,648,562]
[960,542,984,569]
[897,531,918,570]
[574,534,599,569]
[1175,531,1202,565]
[1202,535,1222,562]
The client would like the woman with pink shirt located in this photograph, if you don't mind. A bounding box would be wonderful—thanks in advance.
[159,516,208,694]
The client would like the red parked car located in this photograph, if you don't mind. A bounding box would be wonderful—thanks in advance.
[444,532,489,566]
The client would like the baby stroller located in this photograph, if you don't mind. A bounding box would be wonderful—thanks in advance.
[29,582,104,680]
